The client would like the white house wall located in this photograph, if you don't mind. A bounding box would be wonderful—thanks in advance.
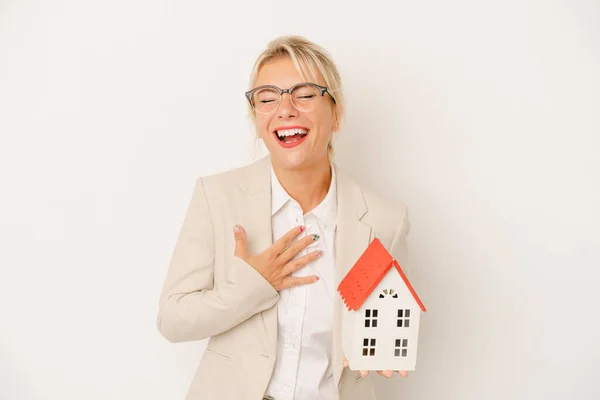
[341,297,356,365]
[344,270,422,371]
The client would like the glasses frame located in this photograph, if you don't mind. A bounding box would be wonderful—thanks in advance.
[245,82,336,114]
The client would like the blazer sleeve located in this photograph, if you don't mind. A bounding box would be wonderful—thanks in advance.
[156,177,279,343]
[389,204,411,278]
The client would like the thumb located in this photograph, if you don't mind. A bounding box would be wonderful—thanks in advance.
[233,224,247,258]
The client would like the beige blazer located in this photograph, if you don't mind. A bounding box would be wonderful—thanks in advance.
[156,155,411,400]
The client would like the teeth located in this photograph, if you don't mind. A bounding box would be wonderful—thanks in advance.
[276,128,308,138]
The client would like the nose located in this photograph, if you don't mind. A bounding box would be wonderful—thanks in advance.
[276,92,298,119]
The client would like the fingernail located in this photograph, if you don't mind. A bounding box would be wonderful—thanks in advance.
[233,225,241,233]
[313,276,319,282]
[299,225,304,232]
[315,250,322,257]
[312,233,320,241]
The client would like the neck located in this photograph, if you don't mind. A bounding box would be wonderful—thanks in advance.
[273,158,332,214]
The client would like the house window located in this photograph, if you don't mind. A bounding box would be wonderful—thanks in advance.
[364,309,378,328]
[397,309,410,327]
[362,338,376,356]
[394,339,409,357]
[379,289,399,298]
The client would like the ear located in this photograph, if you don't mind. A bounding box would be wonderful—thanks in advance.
[331,107,341,132]
[332,116,340,132]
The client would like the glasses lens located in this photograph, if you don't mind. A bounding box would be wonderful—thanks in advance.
[252,88,280,114]
[291,84,321,112]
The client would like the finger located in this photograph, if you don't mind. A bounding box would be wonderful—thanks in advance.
[233,225,247,258]
[281,250,322,276]
[277,233,320,266]
[270,225,304,257]
[397,370,408,378]
[376,370,393,378]
[360,370,369,378]
[343,358,349,368]
[281,275,319,290]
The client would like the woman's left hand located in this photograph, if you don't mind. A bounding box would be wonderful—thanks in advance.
[343,358,408,379]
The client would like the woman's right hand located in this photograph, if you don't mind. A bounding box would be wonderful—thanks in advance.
[233,224,321,291]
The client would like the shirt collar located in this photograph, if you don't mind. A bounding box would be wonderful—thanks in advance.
[270,164,338,230]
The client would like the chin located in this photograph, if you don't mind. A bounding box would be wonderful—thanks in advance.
[273,151,309,170]
[271,149,329,171]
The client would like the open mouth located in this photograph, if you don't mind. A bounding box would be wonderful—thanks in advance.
[274,128,309,144]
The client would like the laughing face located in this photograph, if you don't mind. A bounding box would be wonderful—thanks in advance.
[251,56,337,171]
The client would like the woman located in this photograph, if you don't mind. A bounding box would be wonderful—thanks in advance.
[156,35,412,400]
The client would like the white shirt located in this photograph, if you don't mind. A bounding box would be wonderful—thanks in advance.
[264,164,338,400]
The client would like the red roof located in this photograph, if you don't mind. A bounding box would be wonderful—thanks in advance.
[337,238,426,312]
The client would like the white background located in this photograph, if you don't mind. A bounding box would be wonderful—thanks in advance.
[1,0,599,399]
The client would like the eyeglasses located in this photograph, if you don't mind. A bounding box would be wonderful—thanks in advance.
[245,82,336,115]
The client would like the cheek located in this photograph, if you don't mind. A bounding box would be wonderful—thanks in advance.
[255,117,271,137]
[313,111,335,134]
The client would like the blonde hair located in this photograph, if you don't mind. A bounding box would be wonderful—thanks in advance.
[247,35,345,160]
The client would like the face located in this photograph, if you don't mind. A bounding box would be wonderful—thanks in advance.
[252,56,337,171]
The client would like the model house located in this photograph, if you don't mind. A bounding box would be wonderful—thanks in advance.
[337,238,426,371]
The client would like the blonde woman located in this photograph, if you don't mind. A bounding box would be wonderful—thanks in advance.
[156,35,412,400]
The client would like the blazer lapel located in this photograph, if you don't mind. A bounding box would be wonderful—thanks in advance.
[236,155,279,356]
[333,168,373,388]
